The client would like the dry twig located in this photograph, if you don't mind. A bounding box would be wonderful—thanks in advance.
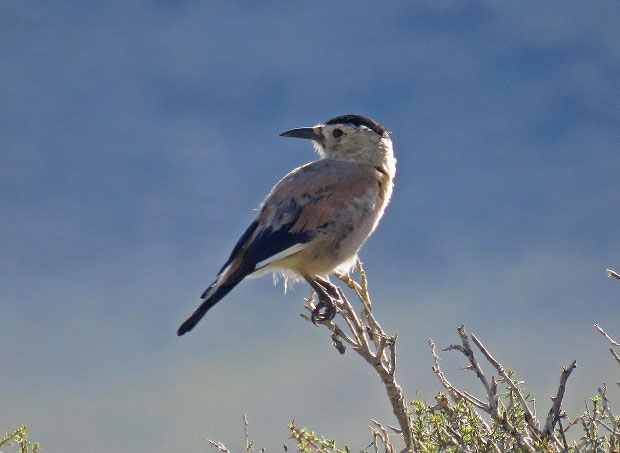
[606,268,620,281]
[594,324,620,349]
[207,439,232,452]
[243,413,253,452]
[302,259,414,452]
[430,325,579,452]
[543,360,577,436]
[369,419,394,453]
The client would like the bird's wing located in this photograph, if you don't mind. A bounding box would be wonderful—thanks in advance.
[178,161,378,336]
[246,160,378,266]
[211,160,378,283]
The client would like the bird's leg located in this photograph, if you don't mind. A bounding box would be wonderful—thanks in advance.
[303,274,339,325]
[314,275,340,299]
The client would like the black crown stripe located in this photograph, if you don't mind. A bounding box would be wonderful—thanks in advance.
[325,115,387,136]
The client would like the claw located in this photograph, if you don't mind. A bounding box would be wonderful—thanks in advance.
[311,296,337,325]
[304,274,341,325]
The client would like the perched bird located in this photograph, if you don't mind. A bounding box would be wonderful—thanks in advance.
[177,114,396,336]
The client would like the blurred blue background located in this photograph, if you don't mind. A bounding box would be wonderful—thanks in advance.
[1,1,619,451]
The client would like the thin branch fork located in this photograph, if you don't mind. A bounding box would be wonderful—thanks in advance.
[430,339,488,412]
[543,360,577,435]
[470,333,538,432]
[369,419,394,453]
[431,325,579,452]
[471,331,570,450]
[451,326,499,413]
[430,330,537,453]
[302,260,415,452]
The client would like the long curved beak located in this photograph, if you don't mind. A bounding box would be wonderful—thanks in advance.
[280,126,324,143]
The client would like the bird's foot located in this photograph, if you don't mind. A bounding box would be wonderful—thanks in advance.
[304,274,342,325]
[311,296,338,325]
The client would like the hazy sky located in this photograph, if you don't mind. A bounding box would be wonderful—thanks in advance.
[2,2,619,451]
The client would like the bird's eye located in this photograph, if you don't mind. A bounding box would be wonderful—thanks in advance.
[332,128,344,138]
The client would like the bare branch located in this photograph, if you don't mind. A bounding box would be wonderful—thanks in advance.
[556,418,570,451]
[594,324,620,349]
[606,268,620,281]
[430,333,536,453]
[301,264,415,452]
[456,326,498,413]
[611,349,620,368]
[543,360,577,435]
[370,419,394,453]
[207,439,232,452]
[243,413,253,453]
[429,338,489,411]
[598,384,620,435]
[470,333,539,433]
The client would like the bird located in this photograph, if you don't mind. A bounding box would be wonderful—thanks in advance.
[177,114,396,336]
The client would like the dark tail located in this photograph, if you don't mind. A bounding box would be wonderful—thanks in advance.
[177,266,251,336]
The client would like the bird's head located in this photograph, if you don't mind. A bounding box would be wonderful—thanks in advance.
[280,115,395,173]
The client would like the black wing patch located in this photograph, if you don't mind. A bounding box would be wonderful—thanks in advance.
[243,197,317,265]
[243,222,312,266]
[202,210,314,299]
[215,220,260,276]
